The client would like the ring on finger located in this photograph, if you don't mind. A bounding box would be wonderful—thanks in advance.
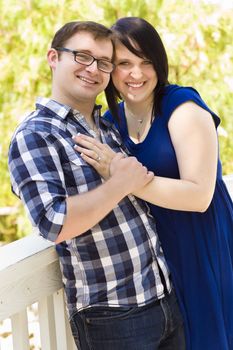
[96,155,101,162]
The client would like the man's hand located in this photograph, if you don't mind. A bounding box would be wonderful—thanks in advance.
[110,153,154,195]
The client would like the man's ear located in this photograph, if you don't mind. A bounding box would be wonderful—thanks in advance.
[47,48,59,70]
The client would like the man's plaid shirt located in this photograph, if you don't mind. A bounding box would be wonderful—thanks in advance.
[8,98,171,319]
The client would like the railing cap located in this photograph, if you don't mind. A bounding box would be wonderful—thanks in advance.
[0,233,55,271]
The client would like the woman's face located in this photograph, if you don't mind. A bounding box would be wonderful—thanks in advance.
[111,41,158,107]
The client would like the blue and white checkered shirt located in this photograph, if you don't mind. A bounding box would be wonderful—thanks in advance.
[8,98,171,318]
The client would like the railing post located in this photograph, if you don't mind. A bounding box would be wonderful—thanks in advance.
[53,289,76,350]
[11,310,30,350]
[38,295,57,350]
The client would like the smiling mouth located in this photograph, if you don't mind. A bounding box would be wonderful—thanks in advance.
[126,82,145,88]
[78,76,97,84]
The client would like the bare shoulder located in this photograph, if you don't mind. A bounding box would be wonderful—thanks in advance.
[168,101,215,133]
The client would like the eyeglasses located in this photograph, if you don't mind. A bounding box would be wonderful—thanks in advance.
[54,47,115,73]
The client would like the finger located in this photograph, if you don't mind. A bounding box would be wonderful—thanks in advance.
[73,135,116,162]
[146,171,154,182]
[77,139,101,154]
[73,134,102,151]
[80,153,100,168]
[73,133,95,143]
[112,152,125,162]
[73,134,113,155]
[74,145,100,161]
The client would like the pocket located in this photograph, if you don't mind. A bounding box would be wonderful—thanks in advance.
[82,306,137,325]
[70,315,82,349]
[63,149,102,194]
[65,148,88,167]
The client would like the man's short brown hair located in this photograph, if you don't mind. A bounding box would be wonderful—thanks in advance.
[51,21,113,48]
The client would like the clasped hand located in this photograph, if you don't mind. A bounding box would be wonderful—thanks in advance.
[73,134,154,191]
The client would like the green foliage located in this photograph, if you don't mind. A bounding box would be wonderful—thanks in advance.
[0,204,32,242]
[1,0,233,242]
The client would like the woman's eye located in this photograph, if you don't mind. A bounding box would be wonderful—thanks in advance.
[143,60,153,65]
[118,61,129,66]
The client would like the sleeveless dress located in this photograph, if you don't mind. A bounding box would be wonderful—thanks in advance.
[104,84,233,350]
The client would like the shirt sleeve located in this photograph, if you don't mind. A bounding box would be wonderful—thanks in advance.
[8,129,67,242]
[163,85,221,128]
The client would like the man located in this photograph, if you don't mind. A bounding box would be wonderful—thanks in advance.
[8,21,185,349]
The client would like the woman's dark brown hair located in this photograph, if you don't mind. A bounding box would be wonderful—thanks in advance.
[105,17,169,121]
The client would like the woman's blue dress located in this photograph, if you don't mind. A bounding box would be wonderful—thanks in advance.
[104,85,233,350]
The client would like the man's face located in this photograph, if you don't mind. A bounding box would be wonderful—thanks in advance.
[48,31,113,109]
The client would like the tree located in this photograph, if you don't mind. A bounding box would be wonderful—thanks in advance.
[1,0,232,241]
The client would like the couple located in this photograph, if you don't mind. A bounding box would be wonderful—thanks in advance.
[8,17,233,350]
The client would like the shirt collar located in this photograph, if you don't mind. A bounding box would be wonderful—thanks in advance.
[36,97,112,129]
[36,97,72,119]
[36,96,101,117]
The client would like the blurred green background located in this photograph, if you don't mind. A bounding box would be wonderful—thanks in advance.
[1,0,233,242]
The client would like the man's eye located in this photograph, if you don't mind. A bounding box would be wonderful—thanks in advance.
[76,53,91,62]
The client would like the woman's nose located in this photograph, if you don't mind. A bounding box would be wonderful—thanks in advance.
[129,66,143,79]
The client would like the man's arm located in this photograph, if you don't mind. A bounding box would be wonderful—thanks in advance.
[56,153,153,243]
[9,130,153,243]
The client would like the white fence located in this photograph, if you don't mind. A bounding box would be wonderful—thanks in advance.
[0,234,76,350]
[0,174,233,350]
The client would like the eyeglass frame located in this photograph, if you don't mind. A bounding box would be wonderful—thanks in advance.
[54,47,115,73]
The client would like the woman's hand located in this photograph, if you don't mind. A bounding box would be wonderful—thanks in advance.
[73,134,116,180]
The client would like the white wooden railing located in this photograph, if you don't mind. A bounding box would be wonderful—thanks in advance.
[0,174,233,350]
[0,234,76,350]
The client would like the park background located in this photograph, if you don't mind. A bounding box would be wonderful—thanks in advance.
[0,0,233,244]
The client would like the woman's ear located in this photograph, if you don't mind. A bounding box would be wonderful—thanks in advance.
[47,48,58,70]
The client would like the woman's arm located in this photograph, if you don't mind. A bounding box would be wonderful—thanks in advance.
[134,102,218,211]
[73,101,218,212]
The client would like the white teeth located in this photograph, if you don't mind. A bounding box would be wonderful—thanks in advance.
[79,76,96,84]
[127,82,144,88]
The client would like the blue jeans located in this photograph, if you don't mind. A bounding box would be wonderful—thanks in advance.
[70,290,185,350]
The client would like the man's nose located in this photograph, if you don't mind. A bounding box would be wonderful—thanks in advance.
[85,60,99,73]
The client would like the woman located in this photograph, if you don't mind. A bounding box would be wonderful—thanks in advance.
[74,17,233,349]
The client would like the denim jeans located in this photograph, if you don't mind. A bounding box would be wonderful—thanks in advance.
[70,289,185,350]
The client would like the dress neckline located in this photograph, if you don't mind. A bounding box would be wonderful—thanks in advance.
[120,102,157,147]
